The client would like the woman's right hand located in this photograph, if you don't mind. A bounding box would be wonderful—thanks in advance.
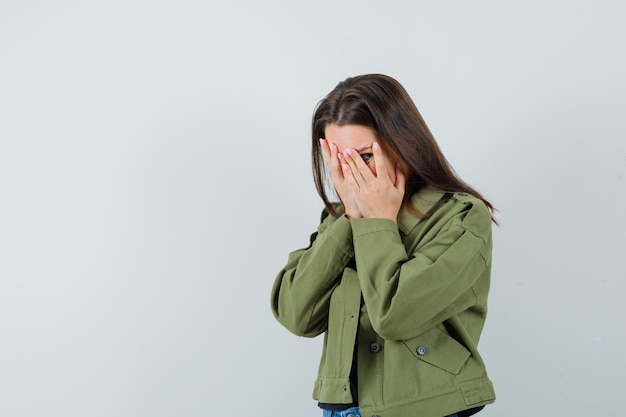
[320,138,362,219]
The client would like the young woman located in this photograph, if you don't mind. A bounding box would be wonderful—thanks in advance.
[271,74,497,417]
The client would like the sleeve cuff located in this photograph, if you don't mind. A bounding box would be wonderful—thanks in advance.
[324,214,355,255]
[350,217,399,237]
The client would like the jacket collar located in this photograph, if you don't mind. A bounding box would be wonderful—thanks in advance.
[397,186,447,235]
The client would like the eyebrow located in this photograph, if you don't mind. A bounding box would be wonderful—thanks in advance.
[356,144,373,153]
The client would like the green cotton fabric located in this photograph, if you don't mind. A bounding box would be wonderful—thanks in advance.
[271,186,496,417]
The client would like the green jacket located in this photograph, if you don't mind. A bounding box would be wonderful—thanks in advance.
[271,187,496,417]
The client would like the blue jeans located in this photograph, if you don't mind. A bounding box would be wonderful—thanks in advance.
[322,408,458,417]
[322,408,361,417]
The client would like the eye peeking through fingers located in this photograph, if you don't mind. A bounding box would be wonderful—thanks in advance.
[360,153,374,163]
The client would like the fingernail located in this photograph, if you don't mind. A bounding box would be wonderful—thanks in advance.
[373,142,379,150]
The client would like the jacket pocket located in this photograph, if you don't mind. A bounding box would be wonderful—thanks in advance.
[402,326,471,375]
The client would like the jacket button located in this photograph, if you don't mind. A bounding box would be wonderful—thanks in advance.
[416,346,427,356]
[370,342,382,353]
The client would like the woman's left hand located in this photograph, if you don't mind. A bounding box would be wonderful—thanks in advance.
[340,142,406,222]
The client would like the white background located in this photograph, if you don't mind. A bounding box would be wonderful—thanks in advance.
[1,1,625,416]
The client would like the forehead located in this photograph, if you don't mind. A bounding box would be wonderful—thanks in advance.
[324,124,378,151]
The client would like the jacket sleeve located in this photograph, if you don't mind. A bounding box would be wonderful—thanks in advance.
[351,201,492,341]
[271,210,355,337]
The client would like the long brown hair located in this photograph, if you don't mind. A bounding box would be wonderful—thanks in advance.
[311,74,497,223]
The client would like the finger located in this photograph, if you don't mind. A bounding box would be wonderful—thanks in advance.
[337,152,358,186]
[320,139,337,171]
[343,148,369,184]
[329,142,346,180]
[319,138,331,164]
[372,142,388,181]
[321,140,345,182]
[320,139,336,179]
